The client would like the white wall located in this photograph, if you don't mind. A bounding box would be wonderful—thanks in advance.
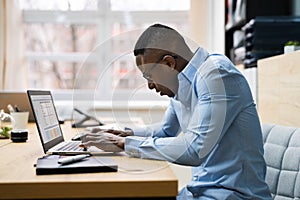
[190,0,225,54]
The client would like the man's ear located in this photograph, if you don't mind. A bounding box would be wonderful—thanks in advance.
[162,55,176,69]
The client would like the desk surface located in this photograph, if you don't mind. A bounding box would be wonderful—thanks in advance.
[0,123,178,199]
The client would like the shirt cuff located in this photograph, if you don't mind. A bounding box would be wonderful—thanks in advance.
[124,136,147,157]
[131,123,163,137]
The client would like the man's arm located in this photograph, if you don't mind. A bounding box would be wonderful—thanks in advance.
[81,101,182,152]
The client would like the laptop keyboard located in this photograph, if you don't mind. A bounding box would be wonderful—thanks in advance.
[56,142,83,151]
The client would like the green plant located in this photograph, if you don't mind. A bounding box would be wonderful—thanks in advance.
[285,40,300,46]
[0,126,11,138]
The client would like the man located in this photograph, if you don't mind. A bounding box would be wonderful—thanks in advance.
[81,24,272,199]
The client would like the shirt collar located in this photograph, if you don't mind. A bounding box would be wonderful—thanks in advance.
[179,47,209,83]
[175,47,209,104]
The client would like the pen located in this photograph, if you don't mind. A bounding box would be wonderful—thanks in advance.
[58,154,90,165]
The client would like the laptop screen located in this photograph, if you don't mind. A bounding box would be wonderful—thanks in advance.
[27,90,64,153]
[0,92,35,122]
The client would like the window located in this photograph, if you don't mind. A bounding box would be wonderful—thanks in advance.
[20,0,190,101]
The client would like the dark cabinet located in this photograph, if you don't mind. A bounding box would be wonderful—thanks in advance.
[225,0,293,66]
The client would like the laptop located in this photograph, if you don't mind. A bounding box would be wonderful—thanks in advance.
[27,90,99,155]
[0,91,35,122]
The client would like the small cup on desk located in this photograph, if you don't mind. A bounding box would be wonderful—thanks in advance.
[10,112,29,142]
[11,111,29,130]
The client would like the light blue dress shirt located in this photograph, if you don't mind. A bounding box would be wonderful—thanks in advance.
[125,48,272,199]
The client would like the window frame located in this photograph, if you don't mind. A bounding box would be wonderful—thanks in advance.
[22,0,189,101]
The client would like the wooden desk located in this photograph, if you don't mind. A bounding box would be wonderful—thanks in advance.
[0,123,178,199]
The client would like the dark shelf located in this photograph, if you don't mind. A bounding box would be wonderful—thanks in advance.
[225,0,293,65]
[225,19,246,32]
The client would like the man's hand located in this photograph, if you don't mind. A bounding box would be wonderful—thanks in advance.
[90,127,133,137]
[80,132,125,152]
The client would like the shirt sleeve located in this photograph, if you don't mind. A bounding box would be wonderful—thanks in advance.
[125,59,249,166]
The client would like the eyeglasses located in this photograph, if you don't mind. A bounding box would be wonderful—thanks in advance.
[142,55,177,82]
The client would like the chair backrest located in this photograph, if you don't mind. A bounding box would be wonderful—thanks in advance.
[261,124,300,199]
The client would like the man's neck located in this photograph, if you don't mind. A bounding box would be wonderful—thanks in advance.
[177,50,194,73]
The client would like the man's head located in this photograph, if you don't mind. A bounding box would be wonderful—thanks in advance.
[134,24,193,97]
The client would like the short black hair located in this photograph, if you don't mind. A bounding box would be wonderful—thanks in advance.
[133,24,187,57]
